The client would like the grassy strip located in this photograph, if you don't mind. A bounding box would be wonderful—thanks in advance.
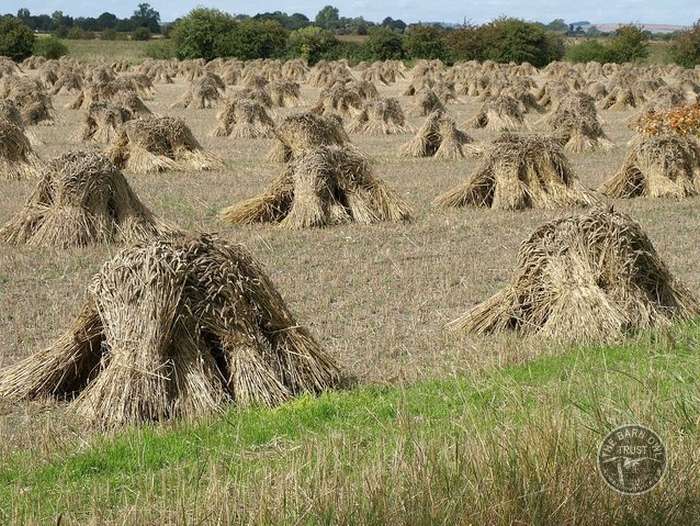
[1,323,699,523]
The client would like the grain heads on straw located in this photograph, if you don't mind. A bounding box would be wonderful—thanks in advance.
[212,98,276,138]
[599,134,700,198]
[0,151,172,247]
[220,144,412,228]
[0,233,342,428]
[348,98,412,135]
[0,118,42,180]
[471,95,526,131]
[107,116,223,174]
[434,133,600,210]
[447,207,699,342]
[400,111,479,159]
[545,93,614,153]
[266,112,349,163]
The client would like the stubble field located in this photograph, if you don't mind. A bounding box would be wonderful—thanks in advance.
[1,67,700,524]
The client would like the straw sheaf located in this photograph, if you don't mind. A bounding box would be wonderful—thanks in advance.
[447,207,699,342]
[220,144,412,228]
[435,133,600,210]
[107,116,223,174]
[0,150,174,247]
[0,234,342,428]
[401,111,480,159]
[212,98,275,139]
[0,118,42,180]
[600,134,700,199]
[348,98,412,136]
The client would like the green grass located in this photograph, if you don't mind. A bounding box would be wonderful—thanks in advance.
[58,39,151,63]
[2,322,700,524]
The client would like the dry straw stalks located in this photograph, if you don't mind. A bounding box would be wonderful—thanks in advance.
[220,144,412,228]
[1,151,172,247]
[435,133,600,210]
[107,116,223,174]
[0,234,342,428]
[447,207,699,343]
[0,117,42,180]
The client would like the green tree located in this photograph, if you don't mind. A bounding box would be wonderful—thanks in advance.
[132,27,151,41]
[217,20,287,59]
[482,18,564,66]
[403,25,450,61]
[565,39,616,63]
[608,25,649,62]
[364,27,404,59]
[315,5,340,30]
[288,26,338,64]
[131,3,161,33]
[0,16,36,61]
[546,19,569,33]
[171,8,237,60]
[669,20,700,67]
[444,24,485,61]
[33,36,68,59]
[97,12,118,29]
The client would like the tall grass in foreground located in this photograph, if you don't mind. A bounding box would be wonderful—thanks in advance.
[1,322,699,524]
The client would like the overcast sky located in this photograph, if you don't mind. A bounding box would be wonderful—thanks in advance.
[4,0,698,26]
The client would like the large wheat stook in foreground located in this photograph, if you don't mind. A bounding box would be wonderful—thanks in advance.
[0,234,342,428]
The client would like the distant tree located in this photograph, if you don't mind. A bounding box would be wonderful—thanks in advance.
[33,36,68,59]
[404,25,450,61]
[131,3,160,33]
[289,13,311,30]
[171,8,237,60]
[546,18,568,33]
[132,27,151,41]
[364,26,404,59]
[669,20,700,67]
[288,25,338,64]
[97,12,118,29]
[565,39,616,63]
[17,8,30,21]
[381,17,406,33]
[217,19,287,59]
[444,24,485,61]
[315,5,340,30]
[481,18,564,66]
[609,24,649,62]
[0,17,35,61]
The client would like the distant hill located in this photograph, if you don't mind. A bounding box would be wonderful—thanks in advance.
[593,23,689,34]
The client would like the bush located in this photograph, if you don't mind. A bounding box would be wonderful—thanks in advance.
[481,18,564,67]
[608,25,649,62]
[363,27,404,60]
[217,20,287,59]
[132,27,152,41]
[565,39,616,63]
[53,25,69,39]
[32,36,68,59]
[669,20,700,68]
[144,39,176,59]
[171,8,238,60]
[101,29,117,41]
[288,26,338,64]
[444,25,486,61]
[403,26,451,61]
[66,27,95,40]
[0,17,36,62]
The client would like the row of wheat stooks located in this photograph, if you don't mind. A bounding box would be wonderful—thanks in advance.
[0,55,699,428]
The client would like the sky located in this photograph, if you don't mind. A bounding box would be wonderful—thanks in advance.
[3,0,698,26]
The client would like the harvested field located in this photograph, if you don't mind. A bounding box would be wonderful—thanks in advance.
[1,55,700,524]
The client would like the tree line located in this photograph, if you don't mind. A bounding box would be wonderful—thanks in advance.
[1,3,700,68]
